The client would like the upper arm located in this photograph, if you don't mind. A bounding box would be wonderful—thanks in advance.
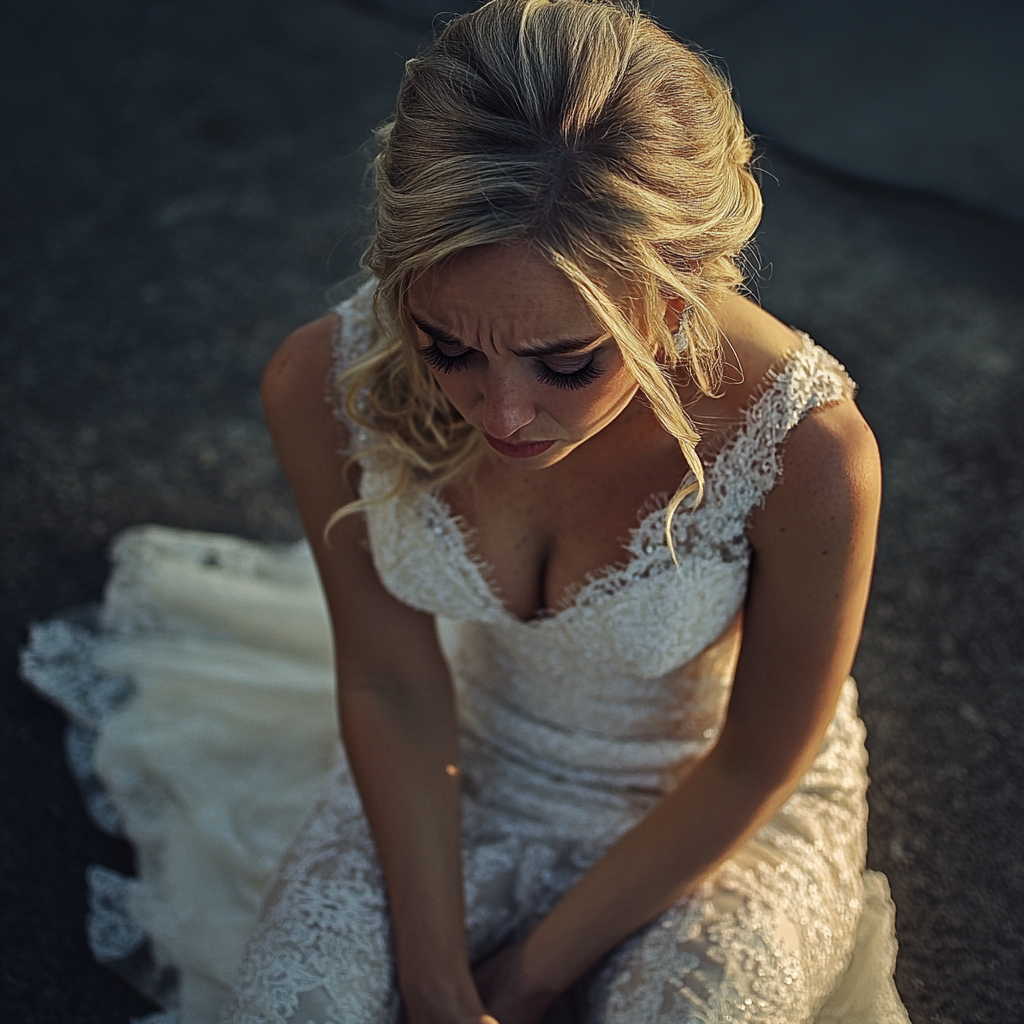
[261,317,450,694]
[718,398,882,785]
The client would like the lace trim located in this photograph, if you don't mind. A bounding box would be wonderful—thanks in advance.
[702,334,855,521]
[87,867,184,1013]
[329,276,381,459]
[20,617,133,726]
[87,865,147,962]
[67,721,125,834]
[100,525,314,637]
[20,617,185,1013]
[419,491,508,613]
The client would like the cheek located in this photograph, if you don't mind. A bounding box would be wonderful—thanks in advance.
[429,368,478,413]
[582,365,638,418]
[550,375,636,432]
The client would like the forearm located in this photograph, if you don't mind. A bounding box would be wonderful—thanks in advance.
[263,323,484,1020]
[339,677,484,1021]
[515,747,799,998]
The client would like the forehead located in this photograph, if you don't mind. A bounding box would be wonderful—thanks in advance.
[405,244,630,343]
[408,244,581,309]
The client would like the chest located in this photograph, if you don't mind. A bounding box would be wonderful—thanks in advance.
[443,435,688,621]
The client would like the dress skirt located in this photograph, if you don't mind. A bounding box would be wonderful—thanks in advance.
[20,525,911,1024]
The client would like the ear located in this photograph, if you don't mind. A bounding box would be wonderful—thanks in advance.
[664,295,687,334]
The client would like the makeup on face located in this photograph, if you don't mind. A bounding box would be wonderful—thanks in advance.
[406,246,642,466]
[410,313,610,393]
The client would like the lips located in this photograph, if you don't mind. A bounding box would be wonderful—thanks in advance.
[484,434,557,459]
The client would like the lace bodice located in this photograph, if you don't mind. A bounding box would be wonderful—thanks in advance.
[333,280,856,826]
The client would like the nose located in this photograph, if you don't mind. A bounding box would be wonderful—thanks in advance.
[479,367,537,439]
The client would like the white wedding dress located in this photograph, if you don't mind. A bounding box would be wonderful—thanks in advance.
[21,281,911,1024]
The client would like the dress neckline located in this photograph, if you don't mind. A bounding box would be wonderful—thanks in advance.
[420,335,815,627]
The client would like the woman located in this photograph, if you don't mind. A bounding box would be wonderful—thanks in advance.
[23,1,910,1021]
[223,1,910,1020]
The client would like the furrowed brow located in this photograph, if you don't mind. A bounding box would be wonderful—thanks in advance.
[409,312,603,356]
[514,336,604,357]
[409,314,464,346]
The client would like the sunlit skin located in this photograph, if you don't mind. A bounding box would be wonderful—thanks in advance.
[260,241,882,1024]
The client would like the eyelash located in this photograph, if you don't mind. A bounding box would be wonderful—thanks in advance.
[536,359,603,391]
[420,342,604,391]
[420,342,473,375]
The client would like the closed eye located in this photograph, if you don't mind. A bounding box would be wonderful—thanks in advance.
[420,341,476,374]
[412,312,608,390]
[536,356,604,390]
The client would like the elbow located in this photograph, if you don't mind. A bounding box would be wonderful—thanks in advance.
[335,654,442,705]
[335,658,404,700]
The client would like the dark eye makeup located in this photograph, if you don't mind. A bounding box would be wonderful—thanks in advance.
[535,358,603,391]
[419,341,478,376]
[418,341,606,391]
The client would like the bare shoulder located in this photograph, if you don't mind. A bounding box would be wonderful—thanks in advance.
[259,313,359,528]
[261,313,340,422]
[712,293,881,544]
[715,294,803,389]
[749,398,882,554]
[688,295,803,424]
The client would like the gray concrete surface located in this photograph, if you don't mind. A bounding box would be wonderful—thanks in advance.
[653,0,1024,223]
[2,2,1022,1023]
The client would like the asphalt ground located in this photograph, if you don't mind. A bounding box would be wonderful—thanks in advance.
[2,2,1022,1022]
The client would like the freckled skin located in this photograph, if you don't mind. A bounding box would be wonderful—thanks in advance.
[404,243,838,621]
[406,246,642,466]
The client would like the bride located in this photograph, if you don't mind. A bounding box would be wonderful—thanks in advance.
[23,1,911,1021]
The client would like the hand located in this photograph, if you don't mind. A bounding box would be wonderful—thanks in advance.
[473,941,559,1024]
[397,1004,496,1024]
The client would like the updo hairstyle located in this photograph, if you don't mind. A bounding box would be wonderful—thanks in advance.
[337,0,762,544]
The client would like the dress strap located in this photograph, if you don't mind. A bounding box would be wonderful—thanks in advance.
[703,335,857,526]
[330,277,380,455]
[332,276,379,371]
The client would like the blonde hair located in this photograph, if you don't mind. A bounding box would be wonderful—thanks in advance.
[335,0,762,551]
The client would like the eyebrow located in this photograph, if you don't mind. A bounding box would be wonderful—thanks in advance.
[409,313,602,357]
